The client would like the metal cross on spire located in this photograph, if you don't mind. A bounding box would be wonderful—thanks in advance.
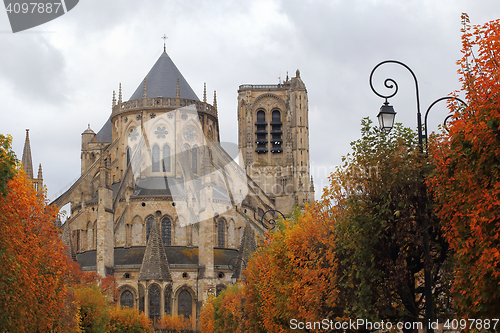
[161,34,168,52]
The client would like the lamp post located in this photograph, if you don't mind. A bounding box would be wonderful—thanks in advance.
[369,60,467,332]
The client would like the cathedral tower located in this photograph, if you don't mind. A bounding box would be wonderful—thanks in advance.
[237,70,314,213]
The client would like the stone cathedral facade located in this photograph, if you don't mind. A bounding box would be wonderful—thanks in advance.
[49,49,314,328]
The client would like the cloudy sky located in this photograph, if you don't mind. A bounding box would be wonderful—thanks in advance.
[0,0,498,203]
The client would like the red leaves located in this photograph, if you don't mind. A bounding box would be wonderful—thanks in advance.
[0,169,68,332]
[427,14,500,317]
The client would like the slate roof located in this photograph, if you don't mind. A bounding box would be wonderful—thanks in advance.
[92,117,113,143]
[129,51,199,101]
[76,247,240,269]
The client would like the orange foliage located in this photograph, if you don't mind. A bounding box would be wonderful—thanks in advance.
[244,204,342,333]
[199,296,215,333]
[427,14,500,316]
[107,307,153,333]
[154,314,192,331]
[0,169,69,332]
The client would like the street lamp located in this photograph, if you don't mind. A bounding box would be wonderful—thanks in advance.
[369,60,467,332]
[377,100,397,132]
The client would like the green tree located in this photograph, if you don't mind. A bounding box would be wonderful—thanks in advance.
[333,118,450,328]
[0,134,17,197]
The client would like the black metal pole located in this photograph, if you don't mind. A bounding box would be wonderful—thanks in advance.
[370,60,433,332]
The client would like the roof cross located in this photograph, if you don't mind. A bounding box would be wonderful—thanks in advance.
[161,34,168,52]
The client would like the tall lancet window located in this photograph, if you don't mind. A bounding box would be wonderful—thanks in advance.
[162,144,171,172]
[270,110,283,153]
[161,216,171,247]
[152,144,160,172]
[149,284,161,322]
[218,218,226,248]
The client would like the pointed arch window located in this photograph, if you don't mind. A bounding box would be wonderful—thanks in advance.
[162,144,171,172]
[146,216,154,242]
[218,218,226,248]
[120,290,134,308]
[161,216,171,247]
[149,284,161,322]
[125,223,132,248]
[152,144,160,172]
[178,290,192,318]
[270,110,283,153]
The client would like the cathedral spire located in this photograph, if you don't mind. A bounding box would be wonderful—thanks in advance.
[22,129,33,180]
[143,78,147,99]
[213,90,217,110]
[112,90,116,107]
[118,83,122,104]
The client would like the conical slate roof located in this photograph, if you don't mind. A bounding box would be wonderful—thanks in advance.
[138,219,172,281]
[129,51,199,101]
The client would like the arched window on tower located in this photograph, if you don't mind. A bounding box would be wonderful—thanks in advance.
[218,218,226,248]
[161,216,171,247]
[120,290,134,309]
[255,110,268,154]
[162,144,171,172]
[270,110,283,153]
[146,216,154,242]
[152,144,160,172]
[149,284,161,322]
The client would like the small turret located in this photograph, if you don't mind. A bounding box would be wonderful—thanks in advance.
[82,124,95,145]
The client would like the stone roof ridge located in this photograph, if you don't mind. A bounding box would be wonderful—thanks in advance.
[138,214,172,281]
[129,51,199,101]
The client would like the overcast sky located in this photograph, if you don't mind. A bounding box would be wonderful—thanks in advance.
[0,0,498,204]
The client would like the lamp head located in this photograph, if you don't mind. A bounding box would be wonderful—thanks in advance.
[377,101,396,133]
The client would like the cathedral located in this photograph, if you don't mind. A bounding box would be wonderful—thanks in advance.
[28,47,315,327]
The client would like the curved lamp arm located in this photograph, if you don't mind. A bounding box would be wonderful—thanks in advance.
[370,60,423,148]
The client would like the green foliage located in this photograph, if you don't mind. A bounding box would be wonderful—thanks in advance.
[334,118,450,323]
[0,134,17,197]
[74,285,110,333]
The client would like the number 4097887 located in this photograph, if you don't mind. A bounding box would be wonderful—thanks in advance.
[443,319,498,330]
[6,3,62,14]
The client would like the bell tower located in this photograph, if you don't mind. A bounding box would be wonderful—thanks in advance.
[237,70,314,213]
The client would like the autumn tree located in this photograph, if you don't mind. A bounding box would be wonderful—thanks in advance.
[427,14,500,317]
[243,205,342,333]
[332,119,451,328]
[0,168,69,332]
